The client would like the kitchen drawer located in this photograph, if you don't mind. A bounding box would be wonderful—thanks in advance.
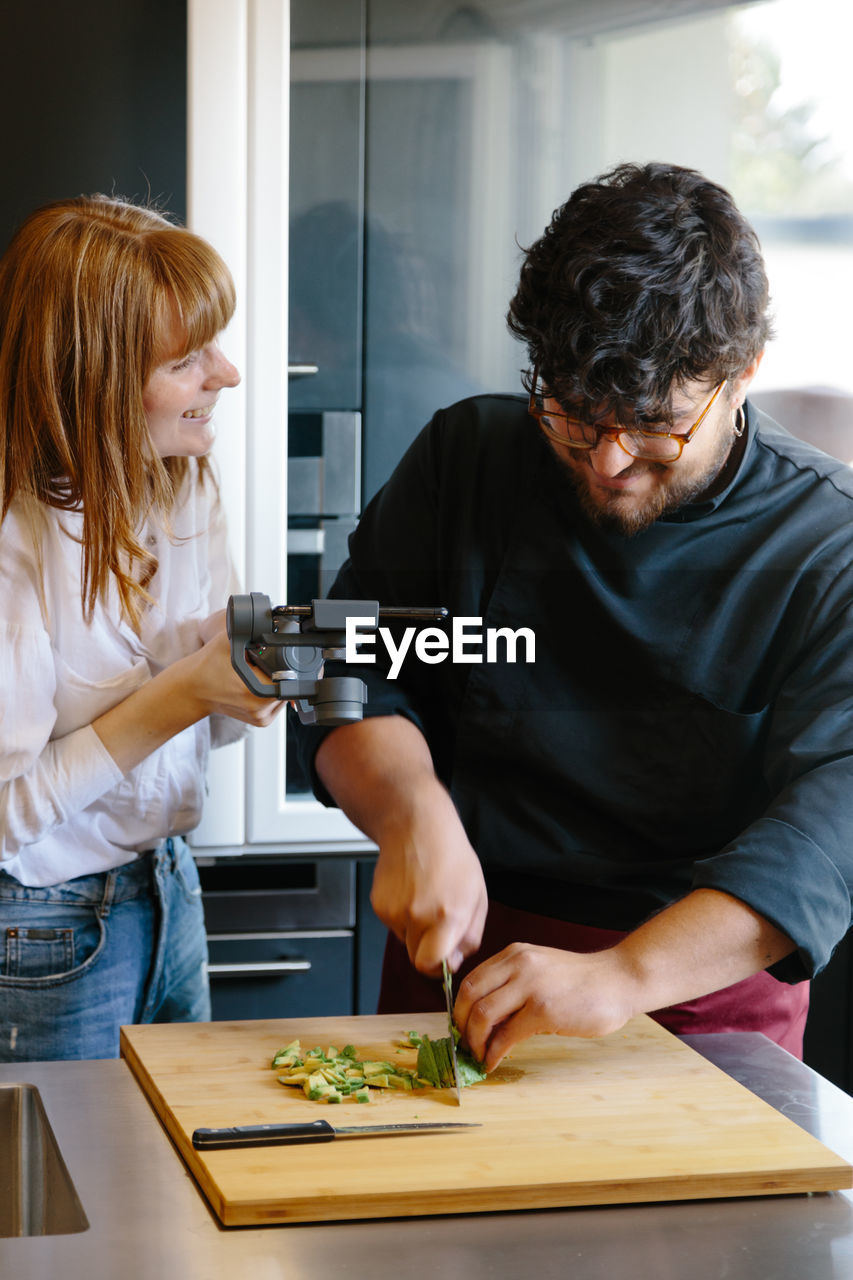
[206,932,354,1020]
[196,856,354,932]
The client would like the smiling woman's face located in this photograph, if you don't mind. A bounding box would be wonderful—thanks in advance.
[142,322,240,459]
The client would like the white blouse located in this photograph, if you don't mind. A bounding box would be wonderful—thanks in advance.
[0,464,242,886]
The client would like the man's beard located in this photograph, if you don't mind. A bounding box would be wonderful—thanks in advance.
[556,431,735,537]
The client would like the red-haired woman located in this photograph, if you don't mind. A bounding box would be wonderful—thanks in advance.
[0,196,283,1060]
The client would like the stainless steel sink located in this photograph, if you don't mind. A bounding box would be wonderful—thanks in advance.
[0,1083,89,1237]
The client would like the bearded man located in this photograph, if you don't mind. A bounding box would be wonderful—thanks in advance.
[297,162,853,1067]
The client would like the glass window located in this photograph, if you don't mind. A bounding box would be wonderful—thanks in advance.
[358,0,853,480]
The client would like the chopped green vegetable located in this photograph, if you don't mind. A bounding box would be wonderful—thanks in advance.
[456,1051,488,1087]
[273,1039,420,1104]
[416,1034,486,1089]
[271,1033,485,1104]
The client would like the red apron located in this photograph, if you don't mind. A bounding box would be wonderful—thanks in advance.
[377,899,810,1058]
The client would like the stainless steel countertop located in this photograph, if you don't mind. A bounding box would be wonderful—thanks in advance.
[2,1032,853,1279]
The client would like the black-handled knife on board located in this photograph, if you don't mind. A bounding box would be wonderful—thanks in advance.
[191,1119,480,1149]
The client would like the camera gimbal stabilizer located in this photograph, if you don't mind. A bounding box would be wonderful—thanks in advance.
[226,593,447,726]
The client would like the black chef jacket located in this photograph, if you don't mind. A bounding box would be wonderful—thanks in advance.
[297,395,853,984]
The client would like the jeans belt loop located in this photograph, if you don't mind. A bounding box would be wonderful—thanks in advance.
[98,869,118,919]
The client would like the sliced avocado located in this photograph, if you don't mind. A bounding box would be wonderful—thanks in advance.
[416,1033,486,1089]
[456,1049,488,1086]
[416,1035,440,1087]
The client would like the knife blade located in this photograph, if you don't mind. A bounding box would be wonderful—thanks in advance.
[191,1119,479,1149]
[442,957,462,1105]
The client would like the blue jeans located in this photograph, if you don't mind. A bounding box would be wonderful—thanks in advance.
[0,837,210,1062]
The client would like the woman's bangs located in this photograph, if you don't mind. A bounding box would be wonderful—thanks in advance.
[158,234,236,358]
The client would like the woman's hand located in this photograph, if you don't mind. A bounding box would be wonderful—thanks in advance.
[92,626,284,773]
[184,629,284,727]
[198,607,227,645]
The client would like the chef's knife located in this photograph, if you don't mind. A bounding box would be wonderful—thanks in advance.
[191,1119,479,1149]
[442,957,463,1105]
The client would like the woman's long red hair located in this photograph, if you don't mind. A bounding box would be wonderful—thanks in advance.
[0,195,236,626]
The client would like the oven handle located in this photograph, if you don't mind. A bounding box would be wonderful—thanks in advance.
[207,959,312,977]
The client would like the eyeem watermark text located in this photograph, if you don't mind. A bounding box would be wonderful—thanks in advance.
[345,615,536,680]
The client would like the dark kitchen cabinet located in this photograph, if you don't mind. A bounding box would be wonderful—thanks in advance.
[1,0,186,250]
[196,853,385,1022]
[355,857,386,1014]
[206,933,356,1021]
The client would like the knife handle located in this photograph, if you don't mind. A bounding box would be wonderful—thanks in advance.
[192,1120,336,1149]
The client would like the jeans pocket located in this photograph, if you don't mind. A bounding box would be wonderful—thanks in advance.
[1,911,106,985]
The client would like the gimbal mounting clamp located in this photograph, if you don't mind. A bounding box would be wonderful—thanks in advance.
[226,593,447,726]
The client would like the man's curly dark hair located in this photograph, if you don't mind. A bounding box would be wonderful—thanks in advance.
[507,161,772,426]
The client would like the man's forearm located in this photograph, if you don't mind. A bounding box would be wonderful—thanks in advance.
[314,715,444,842]
[615,887,797,1014]
[315,715,489,970]
[456,886,798,1069]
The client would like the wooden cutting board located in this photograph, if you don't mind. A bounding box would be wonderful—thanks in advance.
[120,1012,852,1226]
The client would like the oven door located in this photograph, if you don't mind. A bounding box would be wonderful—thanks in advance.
[198,856,357,1019]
